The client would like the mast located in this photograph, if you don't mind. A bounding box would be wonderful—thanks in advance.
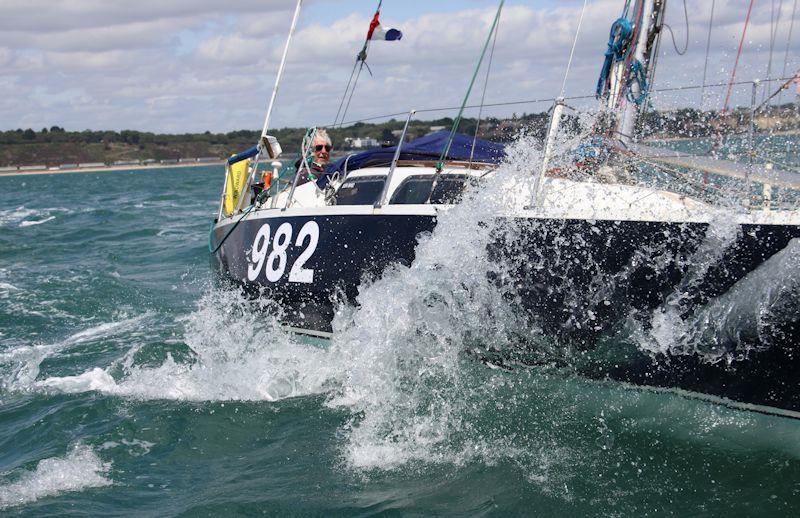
[231,0,303,215]
[604,0,665,143]
[260,0,304,149]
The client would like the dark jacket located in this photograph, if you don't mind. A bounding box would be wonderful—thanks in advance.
[293,158,325,186]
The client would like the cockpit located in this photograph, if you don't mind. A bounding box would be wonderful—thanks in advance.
[261,164,489,210]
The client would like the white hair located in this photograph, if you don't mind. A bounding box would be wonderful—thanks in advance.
[313,128,332,147]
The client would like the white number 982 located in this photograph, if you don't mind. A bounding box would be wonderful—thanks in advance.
[246,221,319,284]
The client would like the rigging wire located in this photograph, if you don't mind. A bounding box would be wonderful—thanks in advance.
[208,204,255,253]
[333,60,361,127]
[334,77,795,128]
[560,0,589,98]
[764,0,785,103]
[434,0,505,173]
[721,0,756,114]
[753,69,800,112]
[779,0,798,103]
[339,61,365,128]
[661,0,689,56]
[700,0,716,108]
[713,0,756,154]
[754,152,800,173]
[332,0,382,127]
[646,0,667,108]
[469,14,501,166]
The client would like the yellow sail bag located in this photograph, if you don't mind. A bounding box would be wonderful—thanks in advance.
[222,159,250,217]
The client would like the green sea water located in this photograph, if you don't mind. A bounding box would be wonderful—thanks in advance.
[1,162,800,516]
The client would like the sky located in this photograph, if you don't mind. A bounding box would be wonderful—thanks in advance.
[0,0,797,133]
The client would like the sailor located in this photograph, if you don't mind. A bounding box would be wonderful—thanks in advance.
[295,129,332,185]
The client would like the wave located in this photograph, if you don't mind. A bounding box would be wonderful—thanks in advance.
[0,444,111,510]
[0,206,71,228]
[19,216,56,227]
[33,290,335,402]
[0,314,150,391]
[646,238,800,361]
[0,282,20,296]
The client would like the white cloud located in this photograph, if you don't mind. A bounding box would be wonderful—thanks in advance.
[0,0,293,32]
[0,0,797,133]
[0,19,189,53]
[195,34,267,64]
[0,47,12,68]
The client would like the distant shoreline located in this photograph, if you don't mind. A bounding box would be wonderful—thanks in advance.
[0,160,225,178]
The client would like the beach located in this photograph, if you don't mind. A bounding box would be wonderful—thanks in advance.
[0,160,224,178]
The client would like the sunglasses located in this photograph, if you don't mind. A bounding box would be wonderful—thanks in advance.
[315,144,332,152]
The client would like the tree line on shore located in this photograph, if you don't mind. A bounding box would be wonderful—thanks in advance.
[1,103,796,167]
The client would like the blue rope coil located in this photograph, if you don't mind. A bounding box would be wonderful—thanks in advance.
[626,59,648,105]
[595,17,633,98]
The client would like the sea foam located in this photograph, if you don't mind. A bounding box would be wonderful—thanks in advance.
[0,444,111,509]
[19,216,56,227]
[0,206,70,228]
[32,290,336,402]
[0,315,150,391]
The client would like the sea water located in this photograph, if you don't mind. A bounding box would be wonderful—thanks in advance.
[1,141,800,515]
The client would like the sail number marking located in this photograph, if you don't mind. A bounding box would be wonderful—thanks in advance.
[247,221,319,283]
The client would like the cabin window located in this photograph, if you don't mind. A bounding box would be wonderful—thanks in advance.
[390,175,468,205]
[334,176,385,205]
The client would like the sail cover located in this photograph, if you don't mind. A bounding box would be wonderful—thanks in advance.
[320,130,506,187]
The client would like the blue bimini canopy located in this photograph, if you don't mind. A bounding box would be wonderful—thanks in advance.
[317,130,506,188]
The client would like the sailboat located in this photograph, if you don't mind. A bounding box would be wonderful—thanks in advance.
[210,0,800,417]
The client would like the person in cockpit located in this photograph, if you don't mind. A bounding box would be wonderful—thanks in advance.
[295,129,332,185]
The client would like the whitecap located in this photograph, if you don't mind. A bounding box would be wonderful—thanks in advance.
[0,282,20,297]
[19,216,56,227]
[31,291,336,402]
[0,314,150,391]
[0,207,71,228]
[0,206,37,227]
[38,367,117,393]
[0,444,111,509]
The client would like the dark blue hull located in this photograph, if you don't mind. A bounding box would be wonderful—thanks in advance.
[213,212,436,333]
[212,211,800,415]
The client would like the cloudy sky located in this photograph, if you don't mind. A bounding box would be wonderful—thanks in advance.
[1,0,797,133]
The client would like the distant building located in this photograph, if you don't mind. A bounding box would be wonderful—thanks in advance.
[429,125,446,132]
[344,137,380,149]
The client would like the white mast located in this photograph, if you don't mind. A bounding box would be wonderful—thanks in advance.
[232,0,303,214]
[617,1,655,142]
[260,0,304,149]
[606,0,664,143]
